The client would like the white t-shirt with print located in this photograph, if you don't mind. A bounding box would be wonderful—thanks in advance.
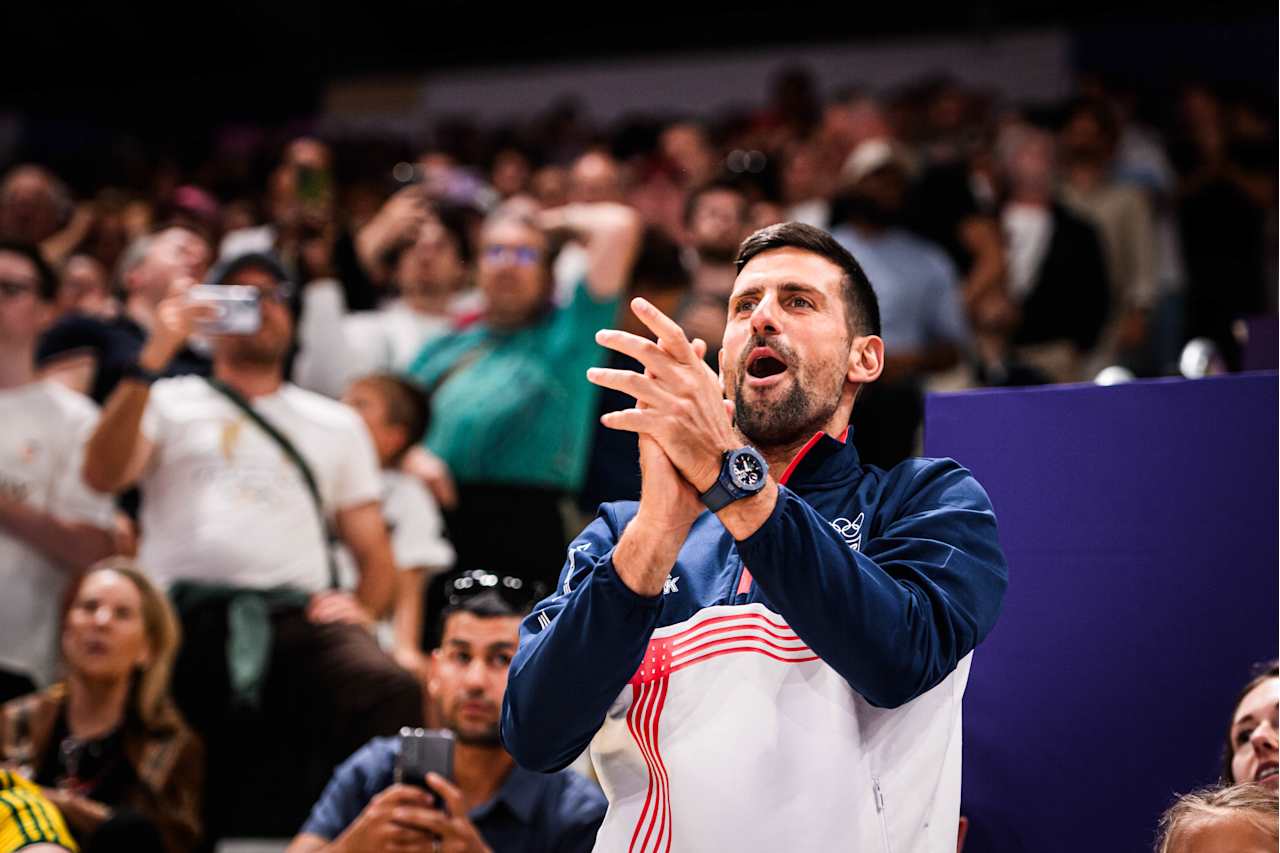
[0,381,116,685]
[137,376,382,593]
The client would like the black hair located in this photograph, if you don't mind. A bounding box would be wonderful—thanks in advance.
[436,589,527,648]
[734,222,881,338]
[0,241,57,302]
[683,177,751,228]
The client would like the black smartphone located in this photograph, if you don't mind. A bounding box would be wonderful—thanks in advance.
[394,727,455,805]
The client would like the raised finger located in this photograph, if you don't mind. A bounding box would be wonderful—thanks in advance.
[631,297,697,363]
[594,329,675,372]
[585,368,676,407]
[599,409,663,434]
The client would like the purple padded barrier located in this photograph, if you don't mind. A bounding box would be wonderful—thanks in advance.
[924,374,1278,853]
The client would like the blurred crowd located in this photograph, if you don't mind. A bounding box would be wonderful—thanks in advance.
[0,65,1275,850]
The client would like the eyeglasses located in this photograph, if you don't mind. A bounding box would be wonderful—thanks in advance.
[256,282,295,305]
[446,570,547,610]
[482,244,543,267]
[0,280,37,299]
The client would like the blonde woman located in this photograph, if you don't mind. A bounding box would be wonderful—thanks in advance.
[1155,784,1277,853]
[0,559,202,852]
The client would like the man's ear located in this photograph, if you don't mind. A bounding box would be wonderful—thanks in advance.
[847,335,885,385]
[426,648,442,700]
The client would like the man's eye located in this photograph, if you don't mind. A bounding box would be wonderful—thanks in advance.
[789,297,813,308]
[492,654,513,668]
[735,300,756,313]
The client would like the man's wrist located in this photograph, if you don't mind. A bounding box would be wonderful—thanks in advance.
[615,511,690,598]
[716,478,779,542]
[137,340,176,373]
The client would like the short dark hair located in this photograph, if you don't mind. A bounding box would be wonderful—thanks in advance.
[354,373,431,462]
[0,241,57,302]
[437,589,529,648]
[734,222,881,337]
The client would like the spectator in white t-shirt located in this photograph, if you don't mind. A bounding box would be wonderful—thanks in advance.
[81,250,421,841]
[295,205,472,399]
[0,242,117,704]
[340,373,455,681]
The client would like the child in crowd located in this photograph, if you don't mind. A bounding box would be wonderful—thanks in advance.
[341,374,455,680]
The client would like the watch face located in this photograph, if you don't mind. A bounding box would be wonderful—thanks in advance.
[729,450,764,490]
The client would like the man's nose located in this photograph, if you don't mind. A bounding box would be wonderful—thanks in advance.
[463,659,489,687]
[750,294,781,338]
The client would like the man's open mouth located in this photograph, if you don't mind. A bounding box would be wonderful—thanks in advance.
[746,348,788,379]
[1257,763,1278,782]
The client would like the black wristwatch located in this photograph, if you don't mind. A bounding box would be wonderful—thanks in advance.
[121,361,163,386]
[699,446,769,512]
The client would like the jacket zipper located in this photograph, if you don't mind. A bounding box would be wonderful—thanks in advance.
[873,775,892,853]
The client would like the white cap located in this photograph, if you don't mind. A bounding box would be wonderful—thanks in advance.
[840,138,913,185]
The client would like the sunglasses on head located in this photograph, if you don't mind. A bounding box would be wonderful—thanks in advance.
[446,570,546,610]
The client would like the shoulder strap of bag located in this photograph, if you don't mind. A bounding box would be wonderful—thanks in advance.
[204,377,340,589]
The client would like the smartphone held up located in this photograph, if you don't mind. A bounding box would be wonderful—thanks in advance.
[395,727,456,807]
[186,285,262,335]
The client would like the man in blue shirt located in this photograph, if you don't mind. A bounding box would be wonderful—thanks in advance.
[288,575,606,853]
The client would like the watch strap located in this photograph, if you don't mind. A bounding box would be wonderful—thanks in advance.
[699,478,737,513]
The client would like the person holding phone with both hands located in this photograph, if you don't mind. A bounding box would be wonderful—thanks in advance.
[288,573,606,853]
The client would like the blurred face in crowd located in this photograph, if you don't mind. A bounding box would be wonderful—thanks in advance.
[127,227,212,306]
[0,167,63,245]
[661,123,716,186]
[1230,676,1279,788]
[1001,126,1056,200]
[429,612,520,746]
[721,247,861,448]
[58,254,112,318]
[0,249,50,347]
[688,188,749,263]
[847,165,908,227]
[491,149,532,198]
[214,264,295,366]
[343,380,405,467]
[531,166,569,209]
[62,569,152,684]
[395,217,465,300]
[1059,110,1115,168]
[782,141,823,204]
[477,217,550,330]
[569,151,623,204]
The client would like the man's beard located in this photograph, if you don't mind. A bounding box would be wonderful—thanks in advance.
[444,705,502,747]
[221,333,288,367]
[732,336,843,448]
